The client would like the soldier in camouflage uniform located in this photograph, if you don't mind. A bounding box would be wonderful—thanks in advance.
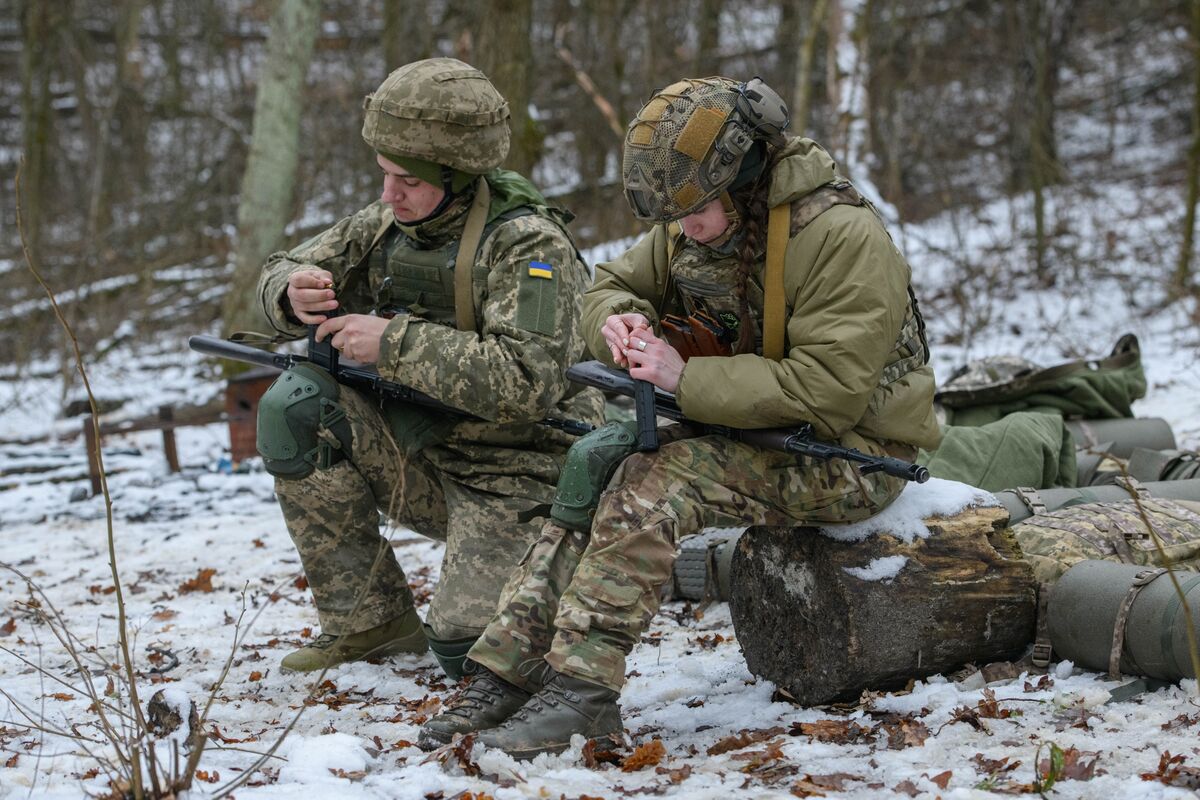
[255,58,604,677]
[419,77,942,757]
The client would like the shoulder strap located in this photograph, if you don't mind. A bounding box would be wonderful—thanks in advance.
[454,177,492,333]
[656,222,685,320]
[762,203,790,361]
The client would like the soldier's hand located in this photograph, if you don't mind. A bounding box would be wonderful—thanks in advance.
[601,312,652,368]
[286,269,338,324]
[315,314,389,364]
[625,328,685,393]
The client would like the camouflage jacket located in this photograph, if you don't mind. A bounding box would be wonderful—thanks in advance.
[583,138,942,451]
[257,172,605,500]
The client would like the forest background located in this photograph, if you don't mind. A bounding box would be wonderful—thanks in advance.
[4,2,1200,796]
[6,0,1200,396]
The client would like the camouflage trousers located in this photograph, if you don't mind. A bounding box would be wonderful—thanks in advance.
[469,426,908,691]
[274,385,548,639]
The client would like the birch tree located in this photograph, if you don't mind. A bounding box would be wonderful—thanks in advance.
[222,0,322,336]
[825,0,895,220]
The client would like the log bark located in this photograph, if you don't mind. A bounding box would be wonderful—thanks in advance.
[729,503,1036,705]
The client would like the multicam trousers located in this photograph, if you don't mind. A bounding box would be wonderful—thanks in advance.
[469,426,908,691]
[273,385,549,639]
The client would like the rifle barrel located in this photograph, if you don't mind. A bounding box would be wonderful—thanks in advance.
[190,335,595,438]
[566,360,929,483]
[189,335,296,372]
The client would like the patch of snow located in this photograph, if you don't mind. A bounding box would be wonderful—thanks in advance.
[842,555,908,582]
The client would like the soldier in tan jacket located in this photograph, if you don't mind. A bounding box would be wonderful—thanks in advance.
[255,58,603,678]
[419,77,941,758]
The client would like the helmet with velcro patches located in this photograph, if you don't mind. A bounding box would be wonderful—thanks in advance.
[622,76,789,223]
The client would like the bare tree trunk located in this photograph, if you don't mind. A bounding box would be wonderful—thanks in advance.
[791,0,829,135]
[1013,0,1075,283]
[382,0,431,70]
[86,0,146,245]
[19,0,66,265]
[222,0,322,337]
[824,0,851,165]
[1176,0,1200,296]
[693,0,723,77]
[474,0,538,175]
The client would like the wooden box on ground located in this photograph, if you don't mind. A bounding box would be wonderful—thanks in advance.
[728,502,1035,706]
[225,366,279,463]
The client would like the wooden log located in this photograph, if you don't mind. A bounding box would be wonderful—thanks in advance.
[728,503,1036,705]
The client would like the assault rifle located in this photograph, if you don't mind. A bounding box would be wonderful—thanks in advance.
[566,360,930,483]
[188,332,595,436]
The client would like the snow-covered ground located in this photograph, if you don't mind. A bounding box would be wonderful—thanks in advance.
[3,442,1200,799]
[2,178,1200,797]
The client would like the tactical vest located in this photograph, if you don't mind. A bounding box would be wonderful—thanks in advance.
[365,207,534,328]
[662,179,929,388]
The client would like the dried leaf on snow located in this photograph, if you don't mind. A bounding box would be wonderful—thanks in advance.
[179,568,216,593]
[621,739,665,772]
[707,726,785,755]
[789,719,873,744]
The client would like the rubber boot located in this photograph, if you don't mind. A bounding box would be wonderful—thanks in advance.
[416,664,532,751]
[476,670,623,759]
[280,607,427,673]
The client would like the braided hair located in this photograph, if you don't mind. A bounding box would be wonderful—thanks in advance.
[728,143,783,291]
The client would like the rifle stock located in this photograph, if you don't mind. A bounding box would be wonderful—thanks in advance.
[566,360,930,483]
[188,335,595,437]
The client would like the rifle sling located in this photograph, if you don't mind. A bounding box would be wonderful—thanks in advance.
[763,203,789,361]
[454,177,491,334]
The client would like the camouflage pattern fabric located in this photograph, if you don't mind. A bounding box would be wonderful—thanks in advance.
[469,426,908,691]
[362,58,511,175]
[275,383,556,638]
[1012,497,1200,585]
[258,185,605,503]
[939,355,1042,396]
[256,174,604,641]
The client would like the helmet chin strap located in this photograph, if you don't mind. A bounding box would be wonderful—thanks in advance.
[405,166,468,227]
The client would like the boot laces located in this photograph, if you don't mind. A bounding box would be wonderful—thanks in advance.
[445,673,507,719]
[504,679,568,726]
[309,633,340,650]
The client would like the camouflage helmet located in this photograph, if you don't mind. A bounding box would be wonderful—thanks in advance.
[622,77,790,222]
[361,58,510,174]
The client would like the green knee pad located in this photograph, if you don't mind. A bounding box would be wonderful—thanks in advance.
[256,363,352,479]
[550,420,639,532]
[425,625,479,681]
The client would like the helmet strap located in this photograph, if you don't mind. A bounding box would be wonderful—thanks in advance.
[403,166,465,226]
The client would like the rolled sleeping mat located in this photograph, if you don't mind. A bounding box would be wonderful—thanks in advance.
[1065,418,1176,458]
[996,480,1200,526]
[673,528,744,601]
[1048,560,1200,680]
[1127,449,1200,482]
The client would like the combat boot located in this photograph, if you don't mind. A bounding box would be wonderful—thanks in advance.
[416,665,531,751]
[280,608,427,673]
[476,670,623,759]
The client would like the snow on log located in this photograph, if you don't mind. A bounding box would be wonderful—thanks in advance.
[728,494,1036,706]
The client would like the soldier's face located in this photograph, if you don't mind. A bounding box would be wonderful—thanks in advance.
[679,198,730,244]
[377,154,446,222]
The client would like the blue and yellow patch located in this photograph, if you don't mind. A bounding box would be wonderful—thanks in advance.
[528,261,554,279]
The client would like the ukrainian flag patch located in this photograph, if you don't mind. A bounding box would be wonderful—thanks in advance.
[528,261,554,279]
